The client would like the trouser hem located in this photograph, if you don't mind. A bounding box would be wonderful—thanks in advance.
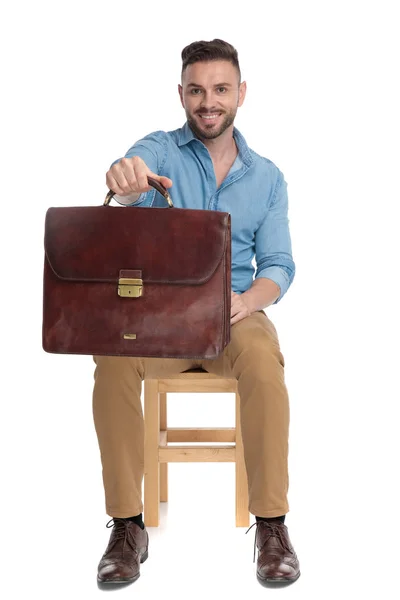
[249,505,289,518]
[106,507,144,518]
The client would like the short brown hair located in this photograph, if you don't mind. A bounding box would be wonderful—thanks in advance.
[181,39,241,81]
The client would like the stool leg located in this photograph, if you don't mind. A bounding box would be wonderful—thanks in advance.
[144,379,160,526]
[235,391,250,527]
[159,392,168,502]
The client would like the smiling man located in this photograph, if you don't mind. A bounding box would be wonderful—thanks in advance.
[93,39,300,588]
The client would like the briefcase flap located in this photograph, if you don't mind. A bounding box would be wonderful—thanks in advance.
[44,205,231,285]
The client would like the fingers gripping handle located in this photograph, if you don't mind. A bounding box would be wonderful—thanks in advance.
[104,176,174,207]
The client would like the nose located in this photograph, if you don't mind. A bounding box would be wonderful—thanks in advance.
[200,90,218,109]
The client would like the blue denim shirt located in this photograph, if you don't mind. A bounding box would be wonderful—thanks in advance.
[111,122,295,304]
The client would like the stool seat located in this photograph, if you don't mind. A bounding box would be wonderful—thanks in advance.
[143,369,249,527]
[180,367,235,377]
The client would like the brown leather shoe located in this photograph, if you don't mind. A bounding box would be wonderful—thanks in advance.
[97,518,149,585]
[246,520,300,586]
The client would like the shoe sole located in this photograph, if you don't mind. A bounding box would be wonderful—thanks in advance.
[97,549,149,586]
[257,570,300,587]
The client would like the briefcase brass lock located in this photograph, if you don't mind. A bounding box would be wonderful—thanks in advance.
[118,278,143,298]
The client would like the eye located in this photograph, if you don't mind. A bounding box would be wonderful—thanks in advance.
[190,88,202,95]
[217,87,227,93]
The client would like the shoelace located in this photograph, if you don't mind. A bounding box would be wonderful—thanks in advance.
[245,521,293,563]
[105,518,139,558]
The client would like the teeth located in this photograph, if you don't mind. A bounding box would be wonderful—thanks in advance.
[201,114,219,120]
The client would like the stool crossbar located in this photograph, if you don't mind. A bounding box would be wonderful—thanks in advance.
[143,368,250,527]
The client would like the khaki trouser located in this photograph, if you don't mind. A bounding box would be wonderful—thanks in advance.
[92,310,290,519]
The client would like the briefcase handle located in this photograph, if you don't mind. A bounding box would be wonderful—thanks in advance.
[103,176,174,207]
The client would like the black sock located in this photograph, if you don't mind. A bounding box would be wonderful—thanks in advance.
[124,513,145,529]
[256,514,285,524]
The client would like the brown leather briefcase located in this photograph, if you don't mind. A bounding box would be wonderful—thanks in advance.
[42,177,231,359]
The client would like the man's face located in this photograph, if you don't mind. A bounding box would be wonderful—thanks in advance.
[178,60,246,140]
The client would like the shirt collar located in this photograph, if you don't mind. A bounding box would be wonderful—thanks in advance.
[177,121,253,167]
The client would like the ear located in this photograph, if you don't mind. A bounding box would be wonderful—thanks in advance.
[238,81,247,107]
[178,84,184,108]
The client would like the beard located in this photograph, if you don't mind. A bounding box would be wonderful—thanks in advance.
[186,107,237,140]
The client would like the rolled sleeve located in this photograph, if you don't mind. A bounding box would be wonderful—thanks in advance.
[255,265,291,304]
[254,171,296,304]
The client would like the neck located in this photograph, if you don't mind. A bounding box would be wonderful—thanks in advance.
[196,125,237,162]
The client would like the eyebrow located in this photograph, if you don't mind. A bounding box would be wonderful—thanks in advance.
[187,82,233,88]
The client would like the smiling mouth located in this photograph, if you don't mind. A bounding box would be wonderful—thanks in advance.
[198,113,222,122]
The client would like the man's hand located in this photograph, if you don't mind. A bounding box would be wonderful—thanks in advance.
[106,156,173,196]
[231,290,252,326]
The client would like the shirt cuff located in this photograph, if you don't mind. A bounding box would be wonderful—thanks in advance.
[255,266,290,304]
[113,192,143,206]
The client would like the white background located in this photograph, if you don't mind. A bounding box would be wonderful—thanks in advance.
[1,0,399,598]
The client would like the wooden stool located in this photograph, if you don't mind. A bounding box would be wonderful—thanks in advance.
[143,368,250,527]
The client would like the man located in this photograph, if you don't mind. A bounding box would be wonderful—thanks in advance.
[94,38,300,587]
